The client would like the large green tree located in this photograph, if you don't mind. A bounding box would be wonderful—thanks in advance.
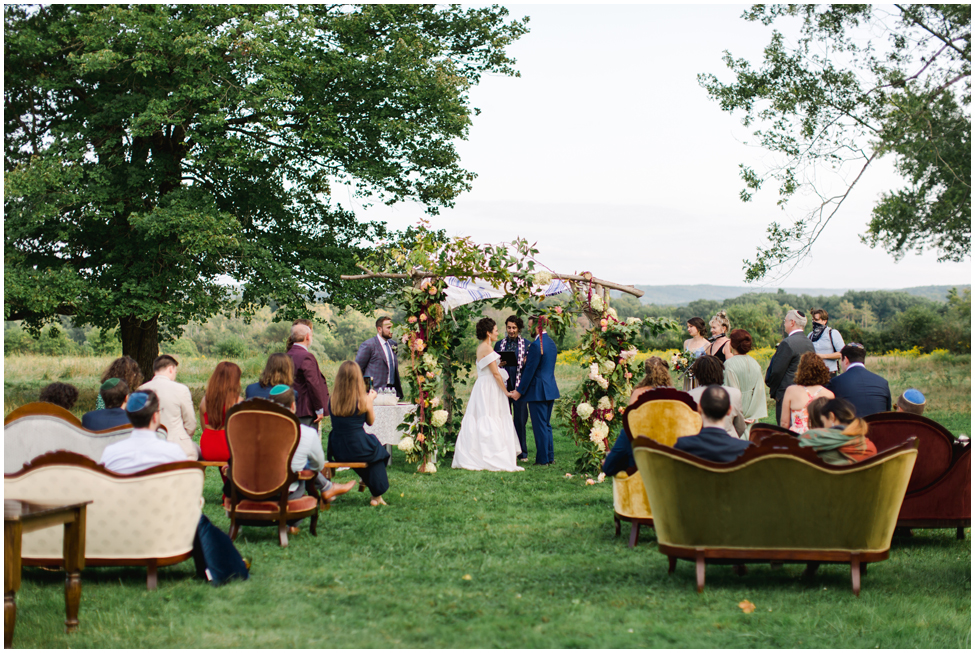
[4,4,528,373]
[699,4,970,281]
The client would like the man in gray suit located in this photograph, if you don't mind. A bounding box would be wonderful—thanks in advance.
[765,309,816,425]
[355,316,402,398]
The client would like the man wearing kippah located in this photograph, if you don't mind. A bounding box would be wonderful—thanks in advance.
[765,309,816,424]
[896,388,927,415]
[82,378,132,430]
[100,390,187,474]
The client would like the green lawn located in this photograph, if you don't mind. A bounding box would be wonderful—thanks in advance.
[10,425,971,648]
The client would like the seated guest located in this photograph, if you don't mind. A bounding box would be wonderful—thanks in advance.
[99,390,186,474]
[603,357,673,476]
[39,382,79,411]
[245,353,297,401]
[673,385,754,462]
[779,352,835,434]
[805,396,829,430]
[199,362,243,462]
[265,385,357,514]
[94,356,142,410]
[327,361,390,507]
[896,388,926,415]
[82,378,131,430]
[798,398,877,465]
[826,343,891,416]
[686,356,746,437]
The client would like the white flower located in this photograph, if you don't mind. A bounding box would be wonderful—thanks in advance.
[595,439,606,453]
[431,409,449,428]
[576,402,594,420]
[422,353,438,368]
[600,360,616,375]
[430,396,441,408]
[619,347,639,360]
[595,375,609,390]
[589,362,600,378]
[597,472,606,483]
[397,436,414,452]
[597,396,612,411]
[533,270,553,287]
[590,295,604,313]
[606,307,618,320]
[589,419,609,442]
[424,462,437,473]
[625,317,642,326]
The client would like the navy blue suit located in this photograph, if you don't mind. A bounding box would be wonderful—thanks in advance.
[602,428,634,476]
[673,427,753,463]
[516,333,560,464]
[81,408,130,431]
[826,364,891,417]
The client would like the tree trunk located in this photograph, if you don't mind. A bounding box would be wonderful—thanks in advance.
[119,315,160,381]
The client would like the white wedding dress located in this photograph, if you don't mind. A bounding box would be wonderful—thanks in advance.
[452,351,524,472]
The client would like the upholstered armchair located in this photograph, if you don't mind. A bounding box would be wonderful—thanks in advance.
[614,388,701,547]
[632,434,918,595]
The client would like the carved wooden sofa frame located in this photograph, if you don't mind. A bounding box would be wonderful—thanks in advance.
[633,434,918,596]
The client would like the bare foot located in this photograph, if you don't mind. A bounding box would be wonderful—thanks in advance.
[369,495,388,506]
[322,479,358,505]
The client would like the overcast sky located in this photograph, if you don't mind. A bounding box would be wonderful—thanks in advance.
[352,4,971,291]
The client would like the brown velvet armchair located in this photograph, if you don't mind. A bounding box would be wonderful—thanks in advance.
[865,412,970,538]
[614,388,701,547]
[223,399,320,547]
[633,434,918,596]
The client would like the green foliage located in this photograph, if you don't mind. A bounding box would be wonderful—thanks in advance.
[699,4,971,280]
[215,336,248,359]
[4,4,529,369]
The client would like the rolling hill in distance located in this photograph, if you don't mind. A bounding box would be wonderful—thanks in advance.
[615,284,970,306]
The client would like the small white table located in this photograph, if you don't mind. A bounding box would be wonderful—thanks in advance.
[365,404,418,461]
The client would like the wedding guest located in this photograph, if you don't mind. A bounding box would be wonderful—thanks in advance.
[326,361,390,506]
[245,353,296,401]
[765,309,815,424]
[673,386,754,462]
[687,355,746,437]
[355,316,403,398]
[199,362,243,462]
[895,388,927,415]
[139,354,198,459]
[94,356,143,410]
[682,317,709,391]
[826,343,891,417]
[285,318,315,352]
[808,308,844,377]
[806,396,829,429]
[287,323,330,429]
[99,390,186,474]
[602,357,673,476]
[82,378,131,430]
[723,329,768,433]
[705,310,732,361]
[798,398,877,465]
[495,315,531,462]
[39,382,79,411]
[779,352,835,434]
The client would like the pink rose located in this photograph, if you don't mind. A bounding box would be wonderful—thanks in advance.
[625,372,632,379]
[586,478,596,485]
[554,306,563,314]
[408,316,417,324]
[419,313,428,322]
[426,371,435,378]
[599,318,607,327]
[417,433,425,443]
[428,286,438,295]
[601,326,607,332]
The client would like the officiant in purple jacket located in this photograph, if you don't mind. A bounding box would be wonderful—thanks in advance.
[495,315,531,462]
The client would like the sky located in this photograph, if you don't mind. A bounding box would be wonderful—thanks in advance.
[351,4,971,291]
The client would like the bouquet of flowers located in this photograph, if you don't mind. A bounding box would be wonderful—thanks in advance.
[671,350,695,380]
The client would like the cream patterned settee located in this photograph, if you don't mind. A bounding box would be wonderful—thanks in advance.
[4,452,204,589]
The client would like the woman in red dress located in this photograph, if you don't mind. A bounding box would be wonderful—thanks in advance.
[199,361,243,462]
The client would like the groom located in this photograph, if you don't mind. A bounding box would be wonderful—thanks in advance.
[512,316,560,466]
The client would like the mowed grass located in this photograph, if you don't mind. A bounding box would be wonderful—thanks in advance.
[3,353,972,647]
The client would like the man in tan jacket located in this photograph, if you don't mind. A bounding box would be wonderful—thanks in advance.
[139,354,199,459]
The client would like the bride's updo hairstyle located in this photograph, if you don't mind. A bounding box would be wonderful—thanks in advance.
[331,360,367,417]
[476,317,496,341]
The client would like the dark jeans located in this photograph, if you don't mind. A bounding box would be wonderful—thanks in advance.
[509,396,530,459]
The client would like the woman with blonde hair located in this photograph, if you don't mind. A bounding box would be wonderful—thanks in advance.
[199,361,243,461]
[798,398,876,465]
[779,352,834,433]
[245,352,296,400]
[705,310,731,361]
[602,357,675,476]
[326,361,390,506]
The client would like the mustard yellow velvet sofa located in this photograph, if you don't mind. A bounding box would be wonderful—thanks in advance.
[632,434,918,595]
[614,388,701,547]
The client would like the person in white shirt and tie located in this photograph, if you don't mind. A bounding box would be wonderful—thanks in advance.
[355,316,403,399]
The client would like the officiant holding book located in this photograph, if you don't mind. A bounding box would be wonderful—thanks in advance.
[495,315,531,462]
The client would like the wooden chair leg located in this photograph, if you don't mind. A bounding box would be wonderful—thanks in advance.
[228,520,239,541]
[628,523,640,548]
[278,521,289,547]
[146,561,158,591]
[695,552,706,593]
[958,526,966,540]
[850,553,861,597]
[803,562,821,578]
[310,510,318,538]
[614,516,621,537]
[668,556,677,575]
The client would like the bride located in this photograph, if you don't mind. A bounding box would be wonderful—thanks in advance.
[452,317,525,472]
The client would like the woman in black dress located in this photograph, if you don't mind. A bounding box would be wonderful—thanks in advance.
[327,361,390,506]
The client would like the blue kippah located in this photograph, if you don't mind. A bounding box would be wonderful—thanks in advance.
[903,388,925,404]
[269,384,291,396]
[127,392,149,412]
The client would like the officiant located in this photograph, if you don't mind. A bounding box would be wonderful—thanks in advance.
[495,315,531,462]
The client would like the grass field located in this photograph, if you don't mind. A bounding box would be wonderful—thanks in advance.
[3,352,971,647]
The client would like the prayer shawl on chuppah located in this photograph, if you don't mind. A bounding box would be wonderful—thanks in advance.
[798,427,877,465]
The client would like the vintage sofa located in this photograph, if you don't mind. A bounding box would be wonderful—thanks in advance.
[865,412,970,537]
[5,402,134,473]
[4,452,204,589]
[632,434,918,595]
[613,388,701,547]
